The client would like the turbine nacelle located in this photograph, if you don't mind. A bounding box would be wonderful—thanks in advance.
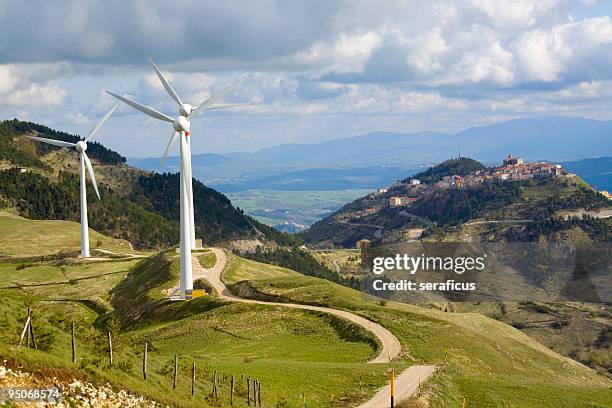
[76,141,87,153]
[179,103,193,117]
[173,116,190,133]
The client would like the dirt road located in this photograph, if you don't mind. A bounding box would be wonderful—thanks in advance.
[193,249,436,406]
[357,365,437,408]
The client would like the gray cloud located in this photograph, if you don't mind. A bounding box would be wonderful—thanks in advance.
[0,0,343,66]
[1,0,612,156]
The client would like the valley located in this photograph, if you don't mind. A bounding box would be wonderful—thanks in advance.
[225,189,372,231]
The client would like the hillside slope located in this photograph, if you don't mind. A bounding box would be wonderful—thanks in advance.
[0,210,135,257]
[0,119,287,250]
[303,157,611,248]
[221,257,611,407]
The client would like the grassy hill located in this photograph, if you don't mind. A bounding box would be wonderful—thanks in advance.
[0,249,392,407]
[0,210,137,257]
[225,271,611,407]
[0,119,294,250]
[402,157,485,184]
[0,227,610,408]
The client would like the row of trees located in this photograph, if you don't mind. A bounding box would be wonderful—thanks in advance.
[411,180,523,226]
[1,119,126,165]
[402,157,486,184]
[0,168,178,249]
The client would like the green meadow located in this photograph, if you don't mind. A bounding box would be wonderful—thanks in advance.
[0,214,610,407]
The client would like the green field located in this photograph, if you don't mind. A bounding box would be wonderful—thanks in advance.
[0,211,610,407]
[225,189,371,228]
[227,274,612,407]
[223,253,300,284]
[0,249,394,407]
[0,210,138,257]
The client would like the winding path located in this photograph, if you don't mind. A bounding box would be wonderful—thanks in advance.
[193,249,435,406]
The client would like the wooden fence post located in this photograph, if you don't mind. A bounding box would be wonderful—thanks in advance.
[213,370,218,398]
[71,322,76,364]
[230,374,234,406]
[191,361,195,396]
[257,380,262,407]
[107,332,113,367]
[26,308,30,348]
[28,309,37,350]
[17,310,31,349]
[247,376,251,406]
[143,341,148,380]
[173,354,178,389]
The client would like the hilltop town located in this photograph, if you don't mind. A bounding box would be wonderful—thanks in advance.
[350,155,578,219]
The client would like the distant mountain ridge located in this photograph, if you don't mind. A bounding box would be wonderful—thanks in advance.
[129,116,612,190]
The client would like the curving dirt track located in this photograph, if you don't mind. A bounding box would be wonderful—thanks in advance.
[193,249,436,406]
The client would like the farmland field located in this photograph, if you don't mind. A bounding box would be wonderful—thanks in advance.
[225,189,371,230]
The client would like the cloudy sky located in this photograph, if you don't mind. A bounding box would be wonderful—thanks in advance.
[1,0,612,157]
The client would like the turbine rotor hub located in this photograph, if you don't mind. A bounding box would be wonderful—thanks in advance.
[179,103,192,117]
[76,141,87,153]
[173,116,191,133]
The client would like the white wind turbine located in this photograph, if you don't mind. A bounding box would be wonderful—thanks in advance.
[26,106,117,258]
[106,59,246,299]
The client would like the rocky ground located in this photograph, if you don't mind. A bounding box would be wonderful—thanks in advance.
[0,362,164,407]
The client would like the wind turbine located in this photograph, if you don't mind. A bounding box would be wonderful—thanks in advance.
[106,59,245,299]
[25,106,117,258]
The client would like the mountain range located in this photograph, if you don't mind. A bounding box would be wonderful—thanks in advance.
[128,116,612,191]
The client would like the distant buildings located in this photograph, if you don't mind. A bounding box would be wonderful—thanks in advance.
[390,196,417,206]
[351,207,378,219]
[600,190,612,200]
[453,155,569,187]
[374,154,573,212]
[503,154,524,166]
[449,175,462,188]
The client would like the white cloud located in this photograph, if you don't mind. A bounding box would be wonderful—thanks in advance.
[2,1,612,154]
[469,0,560,29]
[0,63,68,110]
[513,16,612,82]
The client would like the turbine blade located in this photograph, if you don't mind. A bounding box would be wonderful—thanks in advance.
[83,152,100,200]
[85,105,117,142]
[26,135,75,148]
[161,130,180,165]
[202,103,250,111]
[106,91,174,123]
[149,58,183,106]
[192,77,247,116]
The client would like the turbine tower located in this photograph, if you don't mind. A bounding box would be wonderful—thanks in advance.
[106,60,245,299]
[26,106,117,258]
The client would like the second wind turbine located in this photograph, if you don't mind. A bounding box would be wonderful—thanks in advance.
[107,60,246,299]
